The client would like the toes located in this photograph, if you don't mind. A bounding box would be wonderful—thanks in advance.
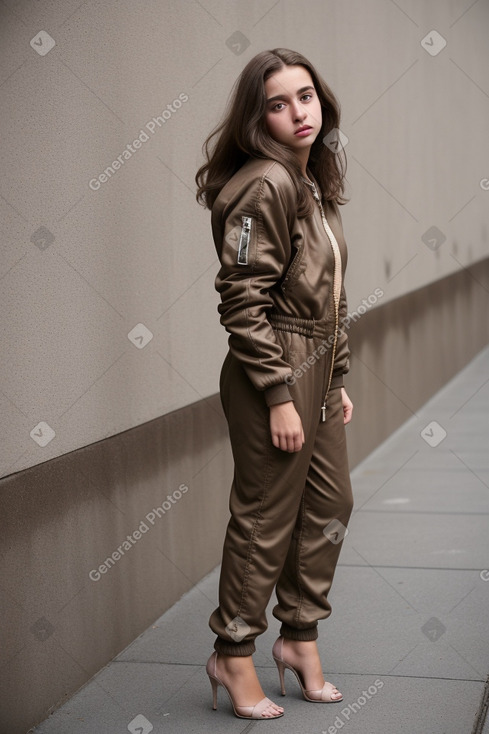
[326,683,343,700]
[261,703,284,717]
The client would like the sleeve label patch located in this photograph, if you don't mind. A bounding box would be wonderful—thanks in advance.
[237,216,252,265]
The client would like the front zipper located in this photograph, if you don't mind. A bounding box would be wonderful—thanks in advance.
[308,182,342,423]
[237,216,252,265]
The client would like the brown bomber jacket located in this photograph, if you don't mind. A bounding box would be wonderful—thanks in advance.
[211,156,350,408]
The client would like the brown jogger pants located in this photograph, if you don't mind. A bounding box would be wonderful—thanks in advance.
[210,316,354,656]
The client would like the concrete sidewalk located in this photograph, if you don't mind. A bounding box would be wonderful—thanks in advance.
[33,346,489,734]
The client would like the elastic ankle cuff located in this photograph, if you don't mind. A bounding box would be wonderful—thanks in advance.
[214,637,256,657]
[279,623,318,641]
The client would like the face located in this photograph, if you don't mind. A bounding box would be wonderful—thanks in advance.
[264,65,322,158]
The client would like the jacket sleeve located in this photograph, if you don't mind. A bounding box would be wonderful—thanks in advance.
[330,200,350,389]
[330,280,350,389]
[213,171,296,406]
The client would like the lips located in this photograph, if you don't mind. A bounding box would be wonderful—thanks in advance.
[294,125,313,135]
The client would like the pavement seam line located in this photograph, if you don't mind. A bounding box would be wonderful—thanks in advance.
[471,675,489,734]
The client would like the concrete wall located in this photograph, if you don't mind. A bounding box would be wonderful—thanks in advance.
[1,0,488,478]
[1,0,489,730]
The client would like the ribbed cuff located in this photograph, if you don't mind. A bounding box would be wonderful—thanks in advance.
[329,372,344,389]
[279,623,318,641]
[264,381,294,406]
[214,636,256,656]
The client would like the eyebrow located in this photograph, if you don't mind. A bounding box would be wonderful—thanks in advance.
[266,85,315,104]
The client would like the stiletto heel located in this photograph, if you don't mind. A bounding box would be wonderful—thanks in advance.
[205,651,284,719]
[272,636,343,703]
[209,674,218,710]
[275,659,286,695]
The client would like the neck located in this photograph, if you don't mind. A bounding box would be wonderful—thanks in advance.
[294,148,310,178]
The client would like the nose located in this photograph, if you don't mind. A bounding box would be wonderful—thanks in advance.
[291,100,306,122]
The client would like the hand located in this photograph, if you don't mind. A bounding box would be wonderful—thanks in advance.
[269,401,305,452]
[341,387,353,425]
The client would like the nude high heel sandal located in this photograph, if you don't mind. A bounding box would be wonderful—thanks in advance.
[206,651,284,719]
[272,636,343,703]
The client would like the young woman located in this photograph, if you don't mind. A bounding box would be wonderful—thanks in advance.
[195,48,354,721]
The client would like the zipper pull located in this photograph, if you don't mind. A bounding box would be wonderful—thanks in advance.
[321,404,326,422]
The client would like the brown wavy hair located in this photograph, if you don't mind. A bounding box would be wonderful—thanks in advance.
[195,48,348,217]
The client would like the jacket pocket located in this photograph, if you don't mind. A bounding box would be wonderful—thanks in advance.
[237,216,252,265]
[280,243,305,294]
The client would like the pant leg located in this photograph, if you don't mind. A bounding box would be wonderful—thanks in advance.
[210,331,325,656]
[273,383,354,637]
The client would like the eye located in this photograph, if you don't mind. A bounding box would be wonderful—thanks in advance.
[301,93,313,102]
[272,102,285,111]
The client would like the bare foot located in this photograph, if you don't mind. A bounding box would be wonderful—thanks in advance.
[281,639,342,700]
[216,654,284,717]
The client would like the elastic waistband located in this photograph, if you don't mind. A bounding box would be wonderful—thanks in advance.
[268,311,335,340]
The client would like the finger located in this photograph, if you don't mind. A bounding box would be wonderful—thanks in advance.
[287,434,296,452]
[287,432,298,452]
[271,432,281,449]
